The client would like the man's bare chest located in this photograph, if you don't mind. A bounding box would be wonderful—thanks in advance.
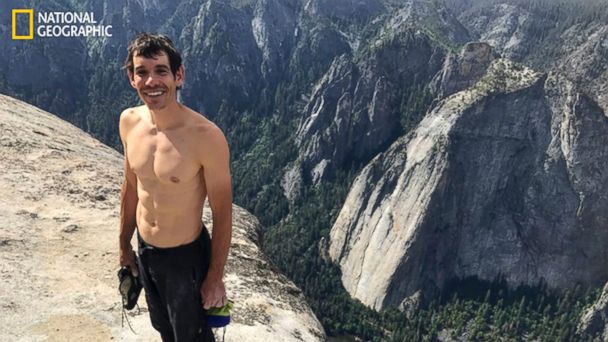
[126,127,200,184]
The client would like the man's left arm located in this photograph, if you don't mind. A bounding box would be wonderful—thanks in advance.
[199,126,233,309]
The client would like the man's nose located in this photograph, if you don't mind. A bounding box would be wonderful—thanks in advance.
[145,73,161,86]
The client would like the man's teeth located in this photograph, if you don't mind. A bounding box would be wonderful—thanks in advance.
[146,91,164,96]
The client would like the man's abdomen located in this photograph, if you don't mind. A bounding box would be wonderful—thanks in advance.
[136,186,206,248]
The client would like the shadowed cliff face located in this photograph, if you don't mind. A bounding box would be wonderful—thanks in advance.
[0,94,325,341]
[328,49,608,310]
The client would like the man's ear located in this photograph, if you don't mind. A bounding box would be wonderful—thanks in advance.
[127,70,137,89]
[175,65,185,88]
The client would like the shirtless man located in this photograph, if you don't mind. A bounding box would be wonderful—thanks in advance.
[118,33,232,341]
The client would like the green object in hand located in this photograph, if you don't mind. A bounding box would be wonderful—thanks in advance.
[206,300,233,327]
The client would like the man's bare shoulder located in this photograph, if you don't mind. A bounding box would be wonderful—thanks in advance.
[119,106,145,140]
[120,106,145,127]
[185,108,229,162]
[185,107,223,139]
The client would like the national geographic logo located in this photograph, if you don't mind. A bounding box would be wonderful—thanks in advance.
[11,9,113,40]
[12,9,33,40]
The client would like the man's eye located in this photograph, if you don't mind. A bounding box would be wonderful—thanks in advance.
[158,70,168,75]
[136,72,146,76]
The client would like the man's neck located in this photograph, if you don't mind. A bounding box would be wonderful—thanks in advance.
[147,101,185,131]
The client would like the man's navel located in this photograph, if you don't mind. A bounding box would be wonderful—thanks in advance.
[170,176,180,183]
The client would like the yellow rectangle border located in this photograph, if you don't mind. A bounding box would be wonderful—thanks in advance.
[12,9,34,40]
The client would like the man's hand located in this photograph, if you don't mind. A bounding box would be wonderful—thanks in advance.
[200,276,227,309]
[119,245,139,277]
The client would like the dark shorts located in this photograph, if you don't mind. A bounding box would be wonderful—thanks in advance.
[137,225,215,342]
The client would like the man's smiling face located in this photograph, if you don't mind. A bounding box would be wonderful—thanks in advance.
[128,51,183,111]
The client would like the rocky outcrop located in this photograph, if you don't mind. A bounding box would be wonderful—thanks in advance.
[433,42,499,99]
[0,94,325,341]
[578,283,608,340]
[328,56,608,310]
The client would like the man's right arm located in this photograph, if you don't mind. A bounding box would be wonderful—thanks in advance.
[118,109,139,275]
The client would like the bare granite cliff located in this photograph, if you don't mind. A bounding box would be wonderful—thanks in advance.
[328,46,608,310]
[433,42,499,99]
[282,0,470,201]
[0,94,325,341]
